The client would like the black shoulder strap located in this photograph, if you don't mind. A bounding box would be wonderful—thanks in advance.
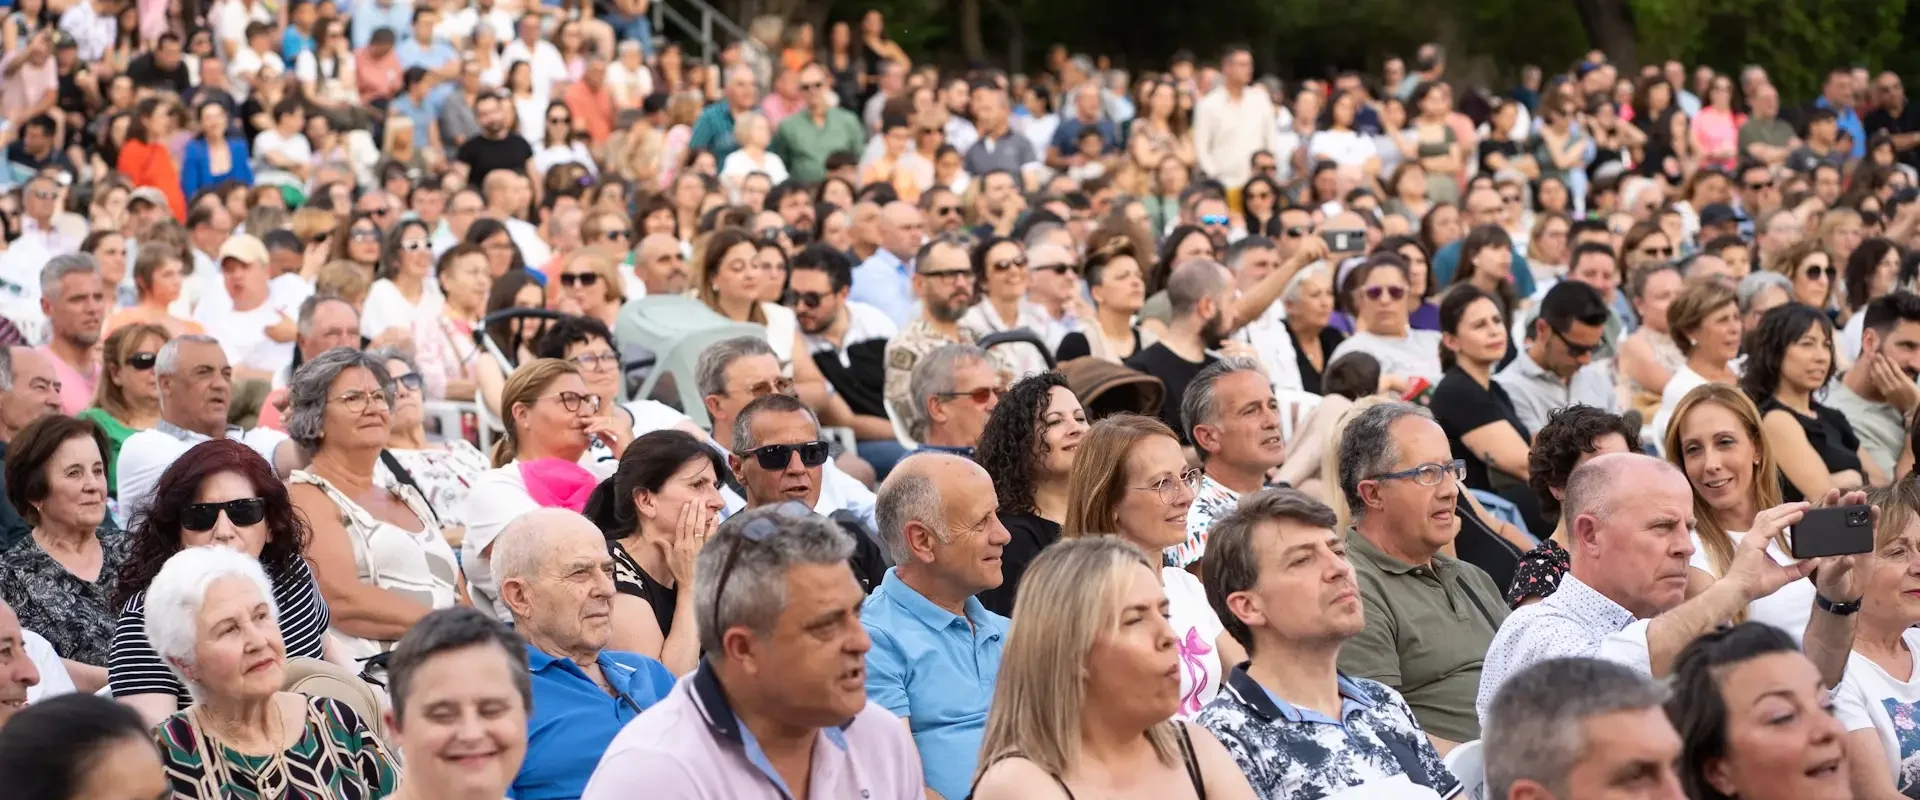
[964,751,1076,800]
[379,449,441,526]
[1176,723,1206,799]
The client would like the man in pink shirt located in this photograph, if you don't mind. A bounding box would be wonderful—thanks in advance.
[355,28,403,104]
[0,29,59,120]
[580,505,923,800]
[563,53,616,148]
[38,252,107,414]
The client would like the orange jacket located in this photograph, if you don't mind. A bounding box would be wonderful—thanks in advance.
[117,138,187,222]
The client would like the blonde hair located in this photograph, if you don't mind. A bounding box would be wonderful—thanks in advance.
[93,323,170,422]
[1666,277,1739,356]
[1663,383,1782,578]
[315,259,372,306]
[1763,239,1835,307]
[560,250,625,305]
[1324,395,1392,530]
[1869,475,1920,551]
[291,207,337,243]
[973,536,1182,784]
[493,358,582,467]
[1061,414,1177,540]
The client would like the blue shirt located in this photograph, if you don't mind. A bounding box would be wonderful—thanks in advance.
[395,37,456,72]
[388,93,439,149]
[1432,239,1536,298]
[518,644,676,800]
[689,102,745,162]
[1049,116,1118,155]
[849,249,919,327]
[1817,96,1868,160]
[280,27,313,62]
[350,0,413,49]
[861,568,1008,800]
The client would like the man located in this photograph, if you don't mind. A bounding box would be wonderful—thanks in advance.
[565,53,616,147]
[194,235,307,385]
[690,65,761,163]
[1433,187,1538,297]
[228,22,286,105]
[396,7,461,88]
[456,92,534,190]
[882,236,1014,430]
[185,204,235,303]
[1179,357,1286,568]
[1826,292,1920,478]
[1025,240,1086,350]
[768,180,816,230]
[759,68,803,129]
[1483,658,1685,800]
[1497,279,1615,435]
[1788,108,1847,174]
[1756,207,1803,263]
[355,28,404,104]
[864,60,907,133]
[1815,67,1867,160]
[1192,44,1280,188]
[502,14,567,95]
[579,506,923,800]
[969,169,1025,239]
[1191,194,1233,253]
[16,174,75,257]
[849,200,884,263]
[1046,85,1116,171]
[438,56,485,149]
[6,116,71,177]
[919,188,963,236]
[1737,162,1783,226]
[1701,234,1753,279]
[1697,203,1745,245]
[0,348,61,549]
[1195,488,1461,798]
[351,0,412,49]
[494,508,676,800]
[286,294,358,387]
[863,453,1010,800]
[963,82,1037,179]
[1739,83,1797,167]
[116,335,289,516]
[386,67,444,157]
[484,171,552,267]
[1866,71,1920,170]
[0,28,57,128]
[1336,402,1508,748]
[435,188,485,254]
[791,245,895,454]
[1475,452,1858,724]
[125,32,190,94]
[908,344,1002,458]
[632,233,690,297]
[725,393,888,590]
[1125,260,1233,444]
[0,597,45,725]
[850,202,926,327]
[36,254,104,414]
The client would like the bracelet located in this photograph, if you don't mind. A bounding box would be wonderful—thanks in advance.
[1815,592,1862,616]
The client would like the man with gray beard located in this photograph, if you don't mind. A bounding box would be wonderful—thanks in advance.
[881,234,1016,434]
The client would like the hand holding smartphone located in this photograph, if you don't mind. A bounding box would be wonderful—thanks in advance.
[1789,504,1875,560]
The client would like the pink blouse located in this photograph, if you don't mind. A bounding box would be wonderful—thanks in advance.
[1694,107,1747,170]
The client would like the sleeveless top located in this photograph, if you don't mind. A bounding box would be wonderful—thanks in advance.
[966,723,1206,800]
[289,471,459,660]
[610,541,677,637]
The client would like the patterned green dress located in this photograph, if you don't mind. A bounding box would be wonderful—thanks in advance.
[154,695,400,799]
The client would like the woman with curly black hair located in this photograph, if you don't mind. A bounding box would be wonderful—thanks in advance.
[107,438,328,726]
[1507,405,1641,607]
[973,371,1090,617]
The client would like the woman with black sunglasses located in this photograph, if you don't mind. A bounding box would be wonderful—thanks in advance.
[78,323,168,500]
[106,438,332,726]
[959,236,1051,380]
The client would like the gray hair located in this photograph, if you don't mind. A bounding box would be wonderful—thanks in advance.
[1167,259,1231,318]
[40,252,100,300]
[695,336,777,399]
[1485,658,1669,799]
[1021,222,1068,251]
[731,392,820,452]
[387,608,532,727]
[908,344,988,440]
[1336,401,1434,520]
[1202,488,1339,655]
[0,346,14,392]
[1562,452,1681,530]
[874,458,949,564]
[1180,356,1264,457]
[694,504,855,654]
[1282,261,1331,305]
[284,347,396,452]
[156,334,221,376]
[144,546,281,701]
[368,345,420,378]
[1736,270,1794,314]
[296,293,357,338]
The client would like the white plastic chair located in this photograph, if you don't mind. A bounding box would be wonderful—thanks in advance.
[1276,388,1323,443]
[1443,739,1486,800]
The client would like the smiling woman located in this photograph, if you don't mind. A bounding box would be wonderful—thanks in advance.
[1667,622,1851,800]
[0,415,121,694]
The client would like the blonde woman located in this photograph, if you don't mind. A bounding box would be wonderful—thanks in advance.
[553,250,625,329]
[1767,239,1839,311]
[1061,415,1248,717]
[969,536,1257,800]
[77,323,168,499]
[719,112,788,191]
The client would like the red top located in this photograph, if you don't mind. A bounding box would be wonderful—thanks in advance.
[116,138,187,222]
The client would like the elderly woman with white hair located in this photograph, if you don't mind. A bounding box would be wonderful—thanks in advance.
[1279,261,1345,395]
[145,545,398,799]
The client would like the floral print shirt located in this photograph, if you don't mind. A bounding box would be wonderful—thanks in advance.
[0,526,130,664]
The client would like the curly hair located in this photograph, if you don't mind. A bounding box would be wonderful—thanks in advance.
[114,438,312,608]
[976,371,1073,517]
[1527,405,1642,521]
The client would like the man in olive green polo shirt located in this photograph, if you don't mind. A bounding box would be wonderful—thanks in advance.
[772,62,867,185]
[1334,402,1507,753]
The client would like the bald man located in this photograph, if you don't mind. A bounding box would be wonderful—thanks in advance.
[862,453,1011,800]
[633,233,690,297]
[851,202,929,326]
[1476,453,1864,726]
[496,508,677,800]
[689,64,762,161]
[1432,187,1538,296]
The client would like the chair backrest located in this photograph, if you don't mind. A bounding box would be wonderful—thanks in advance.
[619,295,770,430]
[282,656,389,740]
[1443,738,1487,800]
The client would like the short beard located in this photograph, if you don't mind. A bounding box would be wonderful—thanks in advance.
[926,297,969,323]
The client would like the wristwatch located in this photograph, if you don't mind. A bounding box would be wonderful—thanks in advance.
[1815,592,1862,616]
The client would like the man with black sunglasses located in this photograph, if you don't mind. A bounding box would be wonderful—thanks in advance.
[725,393,887,591]
[1495,280,1615,436]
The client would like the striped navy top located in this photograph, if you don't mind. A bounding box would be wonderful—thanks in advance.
[108,556,332,701]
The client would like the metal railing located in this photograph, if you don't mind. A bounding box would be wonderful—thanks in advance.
[650,0,764,66]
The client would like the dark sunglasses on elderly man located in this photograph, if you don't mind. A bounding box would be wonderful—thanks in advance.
[181,498,268,532]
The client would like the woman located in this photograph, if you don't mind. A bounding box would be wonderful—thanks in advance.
[1836,477,1920,799]
[1526,212,1572,282]
[751,234,789,304]
[506,62,547,146]
[1651,278,1744,447]
[0,692,168,798]
[413,244,494,403]
[362,218,443,342]
[1817,211,1866,294]
[1692,75,1746,172]
[1533,98,1590,202]
[584,430,722,676]
[328,211,385,276]
[179,100,255,203]
[1146,156,1191,236]
[1445,224,1521,321]
[1308,91,1379,174]
[1508,405,1640,606]
[377,349,490,553]
[1430,285,1540,528]
[381,608,531,800]
[1622,221,1677,273]
[1328,252,1444,389]
[1617,263,1686,420]
[1283,263,1345,395]
[969,536,1256,800]
[531,316,651,465]
[555,250,624,329]
[109,439,330,725]
[82,230,130,307]
[1235,175,1282,242]
[695,227,833,408]
[960,236,1051,380]
[0,415,118,694]
[77,324,167,499]
[1742,304,1876,496]
[1667,622,1851,800]
[1128,80,1196,176]
[1839,238,1904,359]
[1418,201,1463,261]
[719,112,788,190]
[822,21,861,111]
[1056,238,1159,363]
[1477,99,1537,179]
[975,371,1089,617]
[104,243,204,337]
[1408,82,1465,203]
[533,101,596,179]
[483,269,547,377]
[1372,235,1440,332]
[467,218,526,277]
[1061,415,1249,716]
[463,359,627,621]
[145,546,399,798]
[1384,162,1431,224]
[287,349,458,659]
[117,97,187,222]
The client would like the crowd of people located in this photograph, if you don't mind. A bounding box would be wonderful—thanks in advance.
[0,0,1917,797]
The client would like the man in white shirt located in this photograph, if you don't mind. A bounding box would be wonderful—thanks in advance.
[14,175,75,257]
[193,235,307,383]
[501,14,568,97]
[482,170,552,267]
[116,335,292,518]
[56,0,115,64]
[227,22,286,105]
[438,0,514,45]
[1192,45,1280,187]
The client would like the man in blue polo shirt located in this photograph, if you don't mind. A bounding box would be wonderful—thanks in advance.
[495,508,676,800]
[1815,67,1867,161]
[863,453,1011,800]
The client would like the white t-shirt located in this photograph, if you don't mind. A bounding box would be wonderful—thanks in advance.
[1165,566,1226,719]
[721,149,790,187]
[1327,329,1445,385]
[460,457,619,621]
[194,286,308,375]
[1308,129,1377,168]
[361,279,445,340]
[1839,311,1867,364]
[605,59,654,104]
[23,629,74,703]
[1651,364,1735,454]
[1688,529,1814,644]
[1834,628,1920,795]
[504,217,552,268]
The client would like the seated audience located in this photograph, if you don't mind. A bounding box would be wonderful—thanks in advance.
[109,439,329,726]
[414,244,498,403]
[789,243,899,471]
[696,227,837,410]
[1124,260,1231,443]
[1327,252,1444,388]
[145,546,398,797]
[969,536,1256,799]
[974,370,1088,616]
[103,243,206,338]
[1197,487,1460,797]
[76,324,169,499]
[362,217,445,341]
[382,607,532,800]
[1483,658,1683,800]
[1508,405,1640,606]
[1825,293,1920,480]
[579,505,924,799]
[1742,303,1876,495]
[959,235,1052,379]
[1431,285,1541,534]
[1056,238,1160,363]
[0,347,64,550]
[494,508,675,800]
[1178,357,1286,568]
[908,343,1004,457]
[0,693,167,797]
[1738,270,1795,334]
[531,316,637,466]
[883,234,1017,429]
[1666,622,1852,800]
[116,335,291,518]
[728,393,889,590]
[698,336,877,525]
[1063,414,1247,716]
[374,348,491,548]
[1650,276,1743,447]
[1617,262,1687,420]
[287,348,458,657]
[1836,478,1920,798]
[193,234,310,384]
[1278,262,1346,394]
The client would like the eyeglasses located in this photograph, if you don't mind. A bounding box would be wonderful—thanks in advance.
[1362,285,1409,301]
[1367,459,1467,486]
[350,228,381,241]
[731,376,796,398]
[785,290,827,308]
[1200,214,1230,226]
[28,190,58,201]
[569,351,619,371]
[126,352,157,370]
[918,268,973,282]
[1549,325,1598,358]
[334,388,392,414]
[400,239,432,252]
[368,206,394,217]
[542,391,601,413]
[932,205,961,217]
[1283,225,1309,239]
[549,116,570,125]
[1501,194,1523,204]
[602,229,630,242]
[710,501,816,636]
[737,440,831,470]
[1745,180,1776,191]
[990,255,1027,272]
[938,386,1004,405]
[559,272,601,287]
[799,81,824,91]
[1132,466,1203,505]
[391,372,424,393]
[181,497,267,531]
[1033,261,1079,276]
[1638,246,1674,258]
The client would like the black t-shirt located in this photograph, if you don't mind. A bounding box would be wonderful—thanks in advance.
[1428,367,1532,492]
[1056,327,1146,363]
[979,512,1060,617]
[1288,325,1347,396]
[1453,495,1523,598]
[1123,343,1217,444]
[1758,397,1862,478]
[812,339,888,419]
[125,54,190,95]
[457,132,535,187]
[1865,102,1920,169]
[609,542,676,637]
[1476,139,1521,176]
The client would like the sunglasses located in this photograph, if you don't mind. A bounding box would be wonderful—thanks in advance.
[1200,214,1230,226]
[1363,285,1409,301]
[799,81,824,91]
[602,229,629,242]
[737,440,831,470]
[560,272,601,287]
[932,206,961,217]
[400,239,432,252]
[1033,262,1079,276]
[991,256,1028,272]
[1549,325,1597,358]
[1638,246,1674,258]
[28,190,58,201]
[1804,265,1837,281]
[126,352,157,370]
[710,501,816,635]
[1746,180,1775,191]
[181,497,267,532]
[350,228,381,241]
[785,290,827,308]
[938,386,1004,404]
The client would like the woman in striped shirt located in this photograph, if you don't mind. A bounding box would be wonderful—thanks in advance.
[108,438,332,727]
